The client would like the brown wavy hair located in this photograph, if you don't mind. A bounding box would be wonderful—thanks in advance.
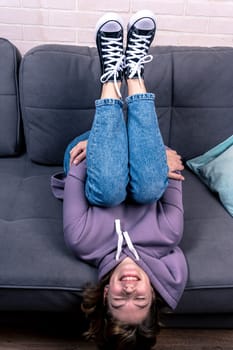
[81,271,162,350]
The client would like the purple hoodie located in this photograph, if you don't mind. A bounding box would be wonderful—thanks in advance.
[51,160,188,310]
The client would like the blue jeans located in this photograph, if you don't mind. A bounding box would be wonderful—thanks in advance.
[64,93,168,206]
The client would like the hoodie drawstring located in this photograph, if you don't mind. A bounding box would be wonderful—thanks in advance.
[115,219,140,261]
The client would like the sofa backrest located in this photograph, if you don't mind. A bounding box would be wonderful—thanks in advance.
[0,38,22,156]
[19,44,233,165]
[19,45,100,165]
[152,47,233,160]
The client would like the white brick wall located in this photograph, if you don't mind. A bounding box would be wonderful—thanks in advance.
[0,0,233,54]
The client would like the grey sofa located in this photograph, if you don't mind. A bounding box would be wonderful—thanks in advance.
[1,37,233,328]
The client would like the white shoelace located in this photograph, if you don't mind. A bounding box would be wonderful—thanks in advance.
[115,219,140,261]
[100,35,125,98]
[126,32,153,83]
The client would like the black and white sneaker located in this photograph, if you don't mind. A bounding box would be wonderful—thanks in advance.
[125,10,156,81]
[95,13,125,97]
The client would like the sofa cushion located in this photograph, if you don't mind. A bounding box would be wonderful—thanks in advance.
[176,168,233,314]
[19,45,100,165]
[0,155,97,311]
[169,47,233,160]
[187,135,233,216]
[1,157,233,314]
[0,38,22,156]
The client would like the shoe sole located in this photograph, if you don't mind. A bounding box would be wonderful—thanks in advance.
[95,12,124,39]
[128,9,156,30]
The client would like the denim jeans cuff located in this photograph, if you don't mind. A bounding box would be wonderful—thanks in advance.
[95,98,124,107]
[125,93,155,104]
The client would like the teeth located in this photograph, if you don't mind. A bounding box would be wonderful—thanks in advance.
[121,277,138,281]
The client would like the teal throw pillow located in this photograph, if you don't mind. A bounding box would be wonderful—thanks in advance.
[186,135,233,217]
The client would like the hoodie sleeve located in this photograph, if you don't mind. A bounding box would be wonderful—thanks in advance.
[157,177,184,247]
[63,161,89,250]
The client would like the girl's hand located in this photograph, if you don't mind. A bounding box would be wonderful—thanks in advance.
[166,149,185,181]
[69,140,88,166]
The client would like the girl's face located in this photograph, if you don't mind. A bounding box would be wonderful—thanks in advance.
[104,257,154,324]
